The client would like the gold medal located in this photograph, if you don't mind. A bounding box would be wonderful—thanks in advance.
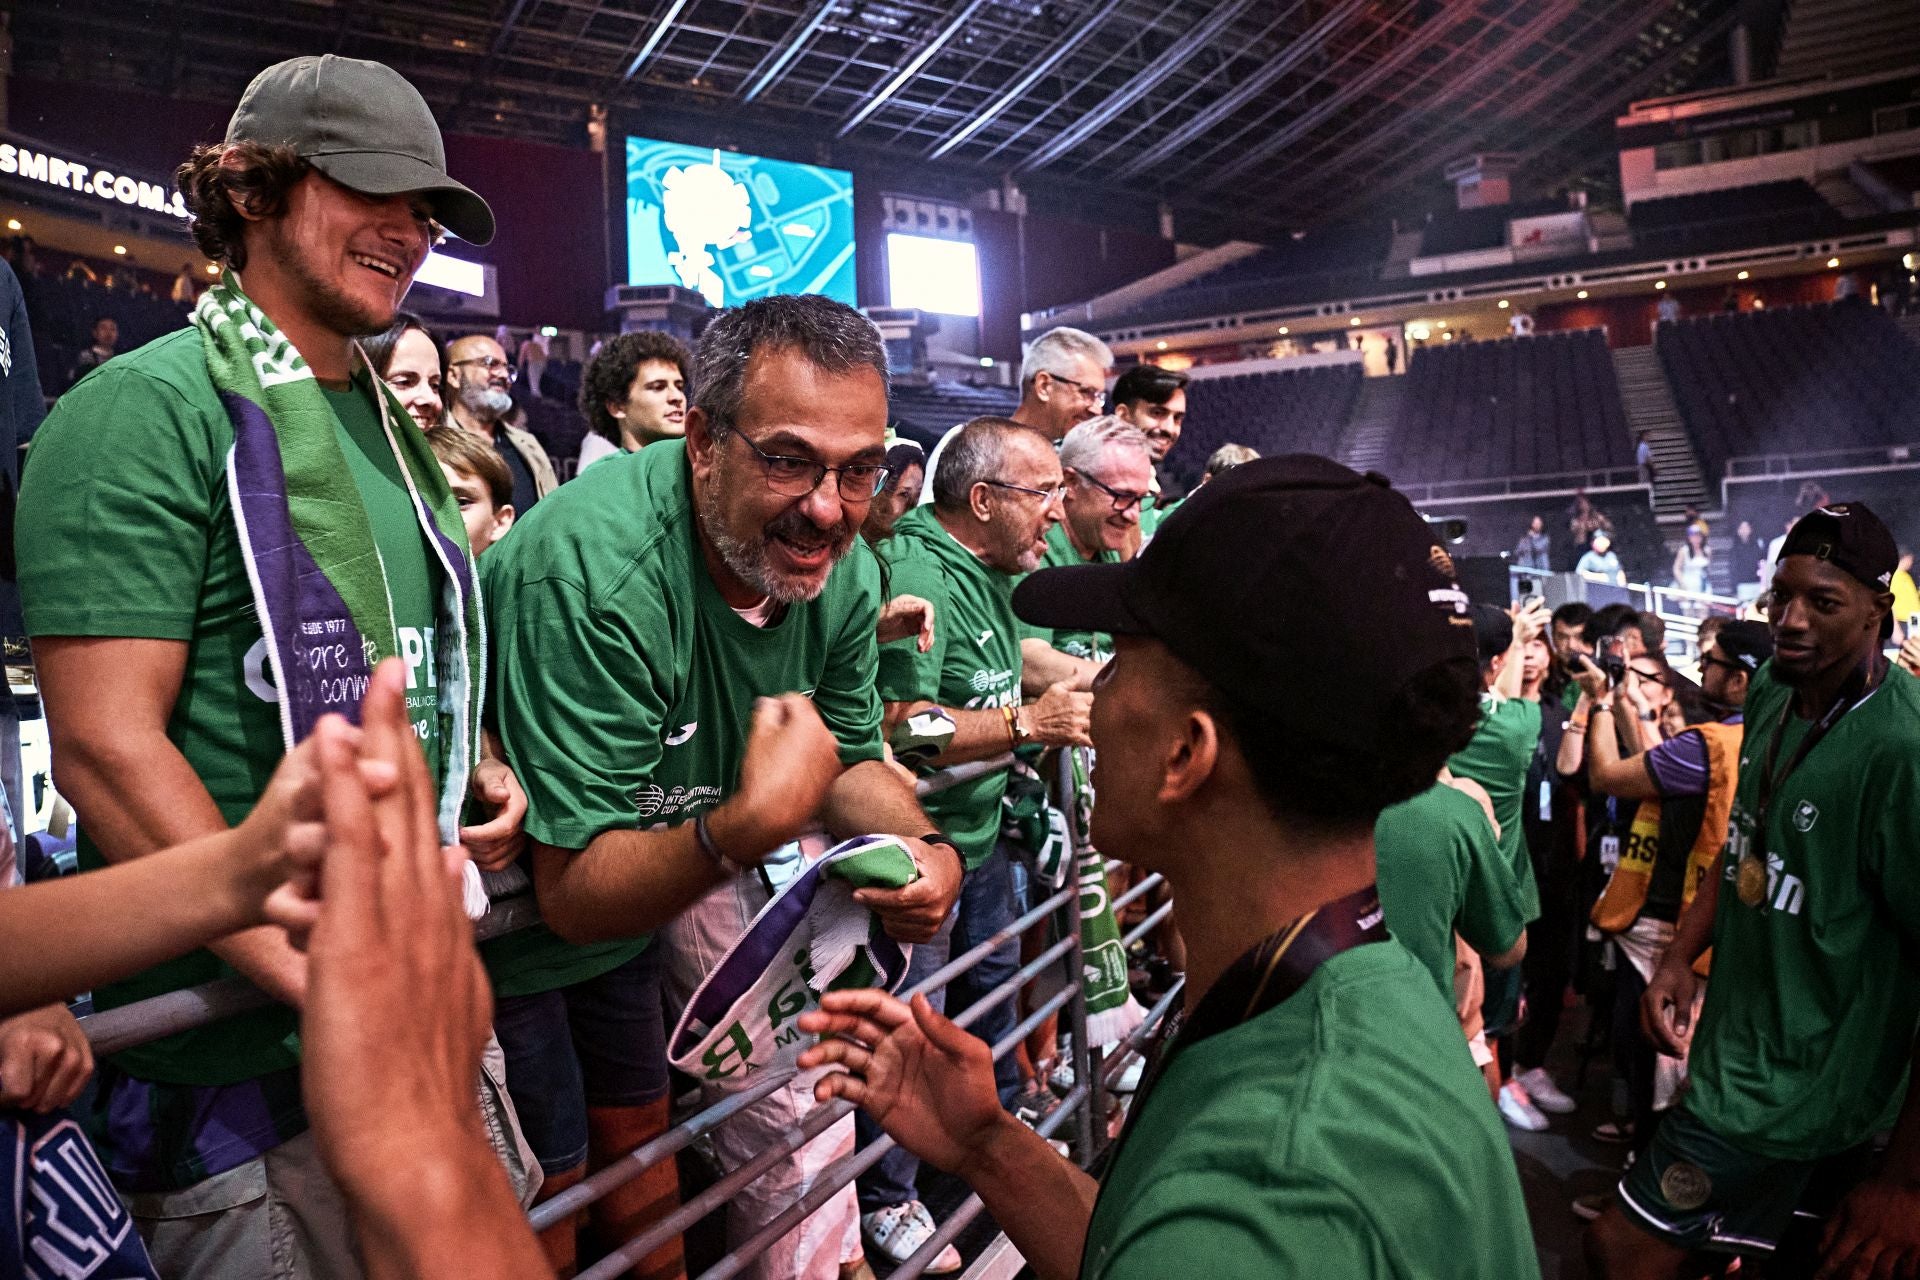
[1736,853,1767,907]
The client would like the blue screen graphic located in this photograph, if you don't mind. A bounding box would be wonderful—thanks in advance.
[625,137,856,308]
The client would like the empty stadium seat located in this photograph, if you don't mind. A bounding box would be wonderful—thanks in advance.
[1160,362,1363,491]
[1654,298,1920,482]
[1380,329,1633,488]
[1629,180,1842,256]
[887,381,1022,446]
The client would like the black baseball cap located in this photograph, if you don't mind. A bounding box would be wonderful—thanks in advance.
[1712,619,1774,673]
[1777,502,1898,592]
[1011,454,1475,751]
[227,55,495,246]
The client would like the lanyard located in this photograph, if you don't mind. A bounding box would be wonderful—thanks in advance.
[1752,658,1879,848]
[1110,885,1390,1154]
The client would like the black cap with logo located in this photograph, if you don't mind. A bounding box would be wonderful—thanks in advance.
[1713,620,1774,673]
[227,55,495,246]
[1776,502,1898,592]
[1011,454,1475,752]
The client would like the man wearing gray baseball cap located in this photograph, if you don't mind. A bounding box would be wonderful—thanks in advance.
[17,55,529,1279]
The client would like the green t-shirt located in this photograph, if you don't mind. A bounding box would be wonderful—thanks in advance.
[1375,782,1531,1001]
[1446,693,1543,920]
[480,442,886,998]
[1081,943,1540,1280]
[876,506,1021,870]
[1688,662,1920,1160]
[1017,522,1120,661]
[16,331,444,1084]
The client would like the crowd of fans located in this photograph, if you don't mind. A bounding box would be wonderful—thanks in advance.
[2,51,1919,1280]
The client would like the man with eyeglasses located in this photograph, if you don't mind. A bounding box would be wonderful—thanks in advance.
[18,55,536,1278]
[445,332,557,514]
[854,416,1094,1268]
[481,293,964,1279]
[1018,418,1154,687]
[918,326,1112,505]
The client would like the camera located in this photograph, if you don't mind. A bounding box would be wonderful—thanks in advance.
[1594,635,1627,685]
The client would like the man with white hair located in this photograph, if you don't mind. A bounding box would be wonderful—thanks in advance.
[1020,416,1154,686]
[919,326,1112,504]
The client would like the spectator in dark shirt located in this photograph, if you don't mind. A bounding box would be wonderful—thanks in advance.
[1514,516,1552,572]
[445,332,557,513]
[1729,520,1766,604]
[67,316,118,389]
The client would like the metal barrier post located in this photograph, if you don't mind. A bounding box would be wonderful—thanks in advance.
[1056,749,1099,1163]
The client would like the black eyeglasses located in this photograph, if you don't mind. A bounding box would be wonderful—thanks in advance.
[1042,371,1106,406]
[1072,470,1149,513]
[720,424,892,500]
[983,479,1067,504]
[1700,654,1748,676]
[450,355,517,383]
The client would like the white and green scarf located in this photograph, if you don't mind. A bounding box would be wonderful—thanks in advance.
[197,275,484,843]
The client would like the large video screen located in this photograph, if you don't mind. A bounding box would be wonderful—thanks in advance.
[625,137,856,309]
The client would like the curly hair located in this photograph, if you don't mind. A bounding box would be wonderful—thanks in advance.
[175,141,312,271]
[578,330,694,443]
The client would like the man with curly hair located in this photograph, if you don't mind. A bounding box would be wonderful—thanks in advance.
[575,329,692,472]
[16,55,533,1279]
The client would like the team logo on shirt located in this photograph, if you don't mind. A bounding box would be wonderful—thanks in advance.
[1791,800,1819,833]
[666,722,698,746]
[977,629,995,647]
[635,782,724,820]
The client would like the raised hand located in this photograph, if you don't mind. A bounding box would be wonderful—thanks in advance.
[726,694,845,859]
[798,990,1009,1176]
[879,593,938,653]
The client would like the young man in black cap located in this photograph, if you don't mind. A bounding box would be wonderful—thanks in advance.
[796,456,1542,1279]
[18,55,529,1278]
[1590,502,1920,1279]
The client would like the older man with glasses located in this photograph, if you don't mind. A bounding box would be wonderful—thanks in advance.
[445,332,557,512]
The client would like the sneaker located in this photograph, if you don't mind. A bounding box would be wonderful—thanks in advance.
[1112,1054,1144,1094]
[1048,1058,1076,1097]
[1012,1085,1070,1157]
[1591,1120,1635,1145]
[1517,1067,1578,1115]
[1571,1192,1610,1222]
[1497,1081,1550,1132]
[861,1201,962,1275]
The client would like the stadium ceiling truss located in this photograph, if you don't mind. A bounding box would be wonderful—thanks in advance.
[16,0,1739,233]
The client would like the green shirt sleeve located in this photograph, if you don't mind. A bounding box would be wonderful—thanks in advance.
[1092,1170,1379,1279]
[487,570,671,850]
[17,361,223,639]
[814,544,885,768]
[1452,789,1530,959]
[875,550,949,706]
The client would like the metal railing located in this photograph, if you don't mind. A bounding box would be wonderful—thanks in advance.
[72,747,1144,1277]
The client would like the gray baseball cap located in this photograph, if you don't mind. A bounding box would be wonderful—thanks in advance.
[227,55,495,246]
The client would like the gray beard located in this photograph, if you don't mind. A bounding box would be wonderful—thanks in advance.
[697,464,850,605]
[459,384,514,421]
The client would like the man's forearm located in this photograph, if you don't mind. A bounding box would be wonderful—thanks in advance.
[884,701,1016,767]
[52,728,307,1003]
[535,822,726,944]
[957,1113,1100,1280]
[1666,862,1720,969]
[1493,636,1527,700]
[1020,639,1098,695]
[823,758,937,842]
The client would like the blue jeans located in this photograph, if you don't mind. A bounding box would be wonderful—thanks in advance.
[856,846,1023,1211]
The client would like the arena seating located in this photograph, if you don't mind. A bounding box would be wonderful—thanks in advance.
[18,268,193,394]
[887,380,1022,448]
[1655,298,1920,482]
[1725,469,1920,570]
[1628,179,1843,256]
[1380,329,1634,488]
[1098,221,1392,330]
[1161,362,1362,492]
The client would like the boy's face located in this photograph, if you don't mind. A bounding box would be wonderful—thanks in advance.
[439,462,514,554]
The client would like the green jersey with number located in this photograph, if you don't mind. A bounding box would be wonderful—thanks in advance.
[1375,782,1531,1000]
[1446,693,1543,920]
[16,331,444,1084]
[1689,662,1920,1160]
[877,506,1021,869]
[480,443,886,998]
[1017,521,1120,661]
